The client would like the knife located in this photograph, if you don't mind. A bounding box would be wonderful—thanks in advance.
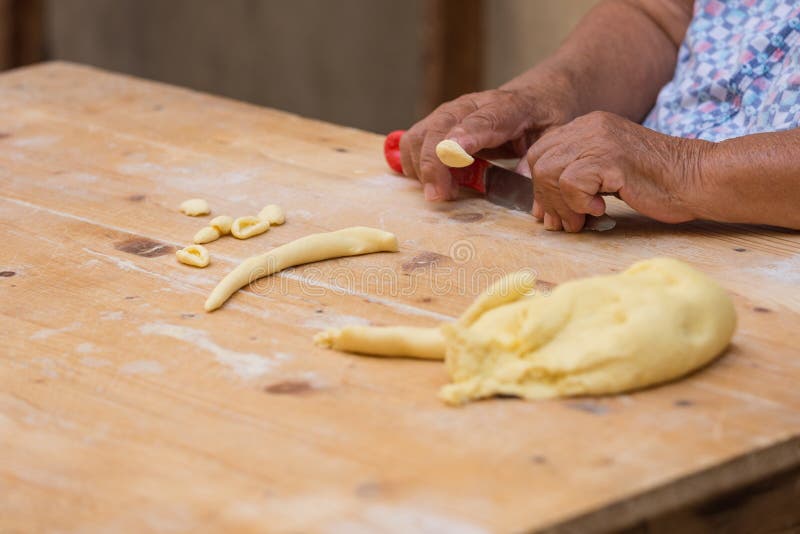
[383,130,615,231]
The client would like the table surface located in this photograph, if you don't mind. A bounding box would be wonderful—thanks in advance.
[1,62,799,534]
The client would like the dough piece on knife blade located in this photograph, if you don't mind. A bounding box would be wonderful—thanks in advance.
[436,139,474,168]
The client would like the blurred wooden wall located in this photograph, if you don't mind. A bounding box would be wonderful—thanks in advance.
[485,0,599,88]
[1,0,598,133]
[0,0,42,69]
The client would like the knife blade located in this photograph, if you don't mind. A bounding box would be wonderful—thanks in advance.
[452,159,616,231]
[383,130,616,231]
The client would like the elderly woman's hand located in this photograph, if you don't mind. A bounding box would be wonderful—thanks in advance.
[526,111,713,232]
[399,72,578,202]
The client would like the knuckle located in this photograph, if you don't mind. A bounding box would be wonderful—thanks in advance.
[558,172,580,191]
[473,109,503,130]
[532,158,557,181]
[586,110,614,130]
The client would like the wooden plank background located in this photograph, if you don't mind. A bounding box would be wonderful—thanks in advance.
[1,62,799,533]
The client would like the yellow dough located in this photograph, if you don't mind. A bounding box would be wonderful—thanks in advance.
[176,245,210,268]
[315,258,737,405]
[258,204,285,226]
[314,326,445,360]
[205,226,398,312]
[440,258,736,404]
[209,215,234,235]
[435,139,474,168]
[179,198,211,216]
[231,216,270,239]
[193,226,221,244]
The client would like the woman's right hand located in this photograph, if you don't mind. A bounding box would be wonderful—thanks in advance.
[399,76,578,202]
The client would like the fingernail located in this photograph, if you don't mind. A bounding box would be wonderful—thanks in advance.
[424,183,439,201]
[562,220,573,233]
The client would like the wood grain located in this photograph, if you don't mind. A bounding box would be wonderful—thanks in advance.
[1,62,799,533]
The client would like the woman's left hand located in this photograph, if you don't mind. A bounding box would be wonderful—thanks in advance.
[525,111,712,232]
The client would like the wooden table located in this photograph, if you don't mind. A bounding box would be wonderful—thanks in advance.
[1,62,799,533]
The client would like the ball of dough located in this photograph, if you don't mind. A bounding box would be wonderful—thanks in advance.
[435,139,474,168]
[179,198,211,216]
[439,258,737,405]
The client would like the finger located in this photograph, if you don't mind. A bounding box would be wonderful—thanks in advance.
[446,92,532,155]
[532,199,544,220]
[528,148,567,226]
[399,131,418,179]
[559,161,607,217]
[402,98,474,181]
[405,126,426,182]
[543,212,563,231]
[530,154,584,233]
[419,130,455,201]
[514,157,531,177]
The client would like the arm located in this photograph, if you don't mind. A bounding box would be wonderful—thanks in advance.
[503,0,693,124]
[400,0,693,201]
[523,113,800,232]
[694,130,800,228]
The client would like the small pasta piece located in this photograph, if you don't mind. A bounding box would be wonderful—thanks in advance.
[179,198,211,216]
[176,245,210,268]
[209,215,234,235]
[231,216,269,239]
[435,140,474,168]
[257,204,285,226]
[193,226,221,244]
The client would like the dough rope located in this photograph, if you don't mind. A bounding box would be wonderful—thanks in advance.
[458,269,537,326]
[314,326,445,360]
[205,226,398,311]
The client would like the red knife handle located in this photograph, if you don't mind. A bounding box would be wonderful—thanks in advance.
[384,130,487,194]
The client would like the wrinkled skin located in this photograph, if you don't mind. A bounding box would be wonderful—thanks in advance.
[526,111,710,232]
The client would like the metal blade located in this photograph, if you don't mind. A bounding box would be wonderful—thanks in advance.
[480,162,617,231]
[483,165,533,212]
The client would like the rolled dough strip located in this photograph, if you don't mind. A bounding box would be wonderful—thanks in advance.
[435,139,474,168]
[458,270,537,326]
[314,325,444,360]
[205,226,399,311]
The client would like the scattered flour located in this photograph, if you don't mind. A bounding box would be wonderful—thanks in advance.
[120,360,165,375]
[30,322,81,340]
[138,322,281,379]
